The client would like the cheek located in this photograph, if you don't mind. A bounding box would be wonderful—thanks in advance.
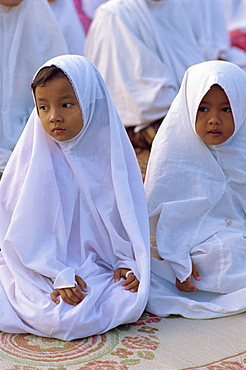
[39,114,47,126]
[38,114,49,132]
[227,119,235,136]
[195,119,205,134]
[195,112,204,130]
[71,112,83,130]
[40,122,48,133]
[229,125,235,137]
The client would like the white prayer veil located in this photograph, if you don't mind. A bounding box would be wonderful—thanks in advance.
[0,55,150,339]
[145,60,246,283]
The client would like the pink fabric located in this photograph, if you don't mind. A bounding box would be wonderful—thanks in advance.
[230,30,246,52]
[73,0,91,33]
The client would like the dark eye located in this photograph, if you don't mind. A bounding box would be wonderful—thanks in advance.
[63,103,72,108]
[198,106,208,112]
[39,105,48,111]
[222,107,232,112]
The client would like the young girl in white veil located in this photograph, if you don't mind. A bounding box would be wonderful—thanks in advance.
[145,60,246,318]
[0,55,150,340]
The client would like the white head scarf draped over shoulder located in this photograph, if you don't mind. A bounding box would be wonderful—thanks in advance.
[0,55,150,340]
[145,60,246,284]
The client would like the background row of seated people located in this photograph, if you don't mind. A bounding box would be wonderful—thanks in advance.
[1,0,246,181]
[85,0,246,166]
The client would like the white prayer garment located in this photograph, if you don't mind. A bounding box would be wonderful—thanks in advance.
[183,0,246,71]
[222,0,246,35]
[0,55,150,340]
[145,60,246,319]
[82,0,106,19]
[0,0,68,172]
[221,0,245,30]
[85,0,205,130]
[49,0,86,55]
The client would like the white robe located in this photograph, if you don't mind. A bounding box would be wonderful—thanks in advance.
[222,0,246,31]
[82,0,107,19]
[85,0,205,129]
[49,0,86,55]
[0,0,68,172]
[145,60,246,319]
[0,55,150,340]
[182,0,246,71]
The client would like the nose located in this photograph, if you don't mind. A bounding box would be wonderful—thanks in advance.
[49,107,63,124]
[208,111,221,125]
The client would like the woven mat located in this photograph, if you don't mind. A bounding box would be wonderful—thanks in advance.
[0,311,246,369]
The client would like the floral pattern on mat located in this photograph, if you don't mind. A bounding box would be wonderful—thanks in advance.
[1,312,246,369]
[183,351,246,370]
[0,312,161,370]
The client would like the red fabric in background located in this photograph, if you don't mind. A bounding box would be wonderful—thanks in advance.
[230,30,246,52]
[73,0,91,34]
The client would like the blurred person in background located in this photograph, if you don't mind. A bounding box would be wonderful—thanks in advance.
[85,0,205,178]
[0,0,68,178]
[182,0,246,70]
[73,0,107,34]
[48,0,86,55]
[222,0,246,53]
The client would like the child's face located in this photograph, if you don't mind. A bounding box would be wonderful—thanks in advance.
[0,0,24,5]
[35,76,83,141]
[195,84,234,145]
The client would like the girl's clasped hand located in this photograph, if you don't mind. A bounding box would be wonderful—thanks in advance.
[50,268,140,306]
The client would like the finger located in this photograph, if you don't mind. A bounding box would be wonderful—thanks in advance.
[50,290,60,304]
[192,262,200,281]
[60,288,82,305]
[72,284,86,300]
[75,275,87,292]
[114,269,121,282]
[129,280,139,292]
[123,278,139,292]
[122,273,135,286]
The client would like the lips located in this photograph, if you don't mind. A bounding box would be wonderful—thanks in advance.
[207,129,222,136]
[52,127,66,133]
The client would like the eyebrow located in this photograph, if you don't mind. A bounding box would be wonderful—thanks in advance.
[200,97,230,104]
[36,95,76,102]
[199,99,231,105]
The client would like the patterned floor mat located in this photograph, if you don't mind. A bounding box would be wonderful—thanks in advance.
[1,311,246,370]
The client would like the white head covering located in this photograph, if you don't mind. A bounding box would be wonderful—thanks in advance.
[145,60,246,283]
[49,0,86,55]
[0,0,68,171]
[85,0,204,128]
[0,55,150,340]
